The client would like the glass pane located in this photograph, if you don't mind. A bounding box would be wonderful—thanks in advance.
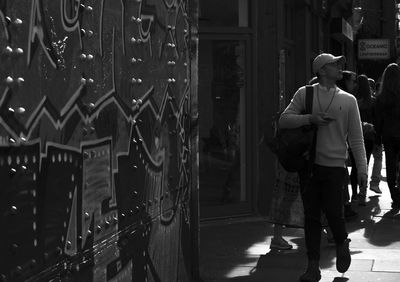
[199,39,246,206]
[199,0,249,27]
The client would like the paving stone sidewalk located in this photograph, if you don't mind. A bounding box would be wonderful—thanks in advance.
[200,163,400,281]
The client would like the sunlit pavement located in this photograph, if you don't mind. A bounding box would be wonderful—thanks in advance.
[200,156,400,281]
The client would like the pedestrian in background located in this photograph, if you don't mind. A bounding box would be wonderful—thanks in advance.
[280,53,367,281]
[338,71,357,95]
[269,76,328,251]
[349,74,377,205]
[337,71,359,218]
[269,76,317,251]
[375,63,400,210]
[368,78,383,194]
[268,162,298,251]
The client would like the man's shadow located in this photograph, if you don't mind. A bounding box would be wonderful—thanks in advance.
[229,193,400,281]
[246,195,389,282]
[246,234,362,282]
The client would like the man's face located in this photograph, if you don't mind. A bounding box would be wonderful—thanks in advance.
[321,61,343,81]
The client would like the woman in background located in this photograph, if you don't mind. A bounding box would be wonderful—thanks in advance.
[349,74,376,205]
[337,71,359,217]
[368,78,383,194]
[375,63,400,210]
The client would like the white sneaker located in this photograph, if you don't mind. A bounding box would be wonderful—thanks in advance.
[270,237,293,250]
[370,185,382,194]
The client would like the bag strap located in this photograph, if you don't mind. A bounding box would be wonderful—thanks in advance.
[305,85,313,114]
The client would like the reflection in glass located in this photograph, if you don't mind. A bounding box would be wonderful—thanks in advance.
[199,40,246,207]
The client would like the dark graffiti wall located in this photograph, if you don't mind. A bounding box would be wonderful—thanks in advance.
[0,0,198,281]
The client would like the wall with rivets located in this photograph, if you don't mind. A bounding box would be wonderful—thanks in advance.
[0,0,198,281]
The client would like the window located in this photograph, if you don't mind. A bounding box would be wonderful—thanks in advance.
[198,0,253,218]
[199,0,249,27]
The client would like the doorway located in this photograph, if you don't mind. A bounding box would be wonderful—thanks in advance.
[198,34,252,219]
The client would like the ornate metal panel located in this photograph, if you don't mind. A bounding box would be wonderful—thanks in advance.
[0,0,197,281]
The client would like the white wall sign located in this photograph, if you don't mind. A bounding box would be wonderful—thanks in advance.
[358,39,390,60]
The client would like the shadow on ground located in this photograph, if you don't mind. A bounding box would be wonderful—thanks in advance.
[200,190,400,281]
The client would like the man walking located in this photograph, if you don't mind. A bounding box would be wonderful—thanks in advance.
[279,53,367,282]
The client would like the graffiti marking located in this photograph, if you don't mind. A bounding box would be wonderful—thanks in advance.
[27,0,58,68]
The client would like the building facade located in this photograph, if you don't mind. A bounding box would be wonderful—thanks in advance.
[355,0,397,80]
[197,0,360,219]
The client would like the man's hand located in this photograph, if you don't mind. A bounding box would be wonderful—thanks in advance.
[309,112,336,126]
[358,172,368,188]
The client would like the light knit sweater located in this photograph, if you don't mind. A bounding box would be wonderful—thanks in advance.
[279,83,367,176]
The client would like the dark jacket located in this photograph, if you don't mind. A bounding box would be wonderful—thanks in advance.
[375,95,400,140]
[358,97,376,143]
[358,97,376,124]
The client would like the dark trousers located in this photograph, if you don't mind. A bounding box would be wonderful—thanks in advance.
[383,137,400,204]
[343,168,350,204]
[299,165,348,261]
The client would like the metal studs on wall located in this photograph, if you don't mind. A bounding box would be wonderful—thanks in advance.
[0,0,196,281]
